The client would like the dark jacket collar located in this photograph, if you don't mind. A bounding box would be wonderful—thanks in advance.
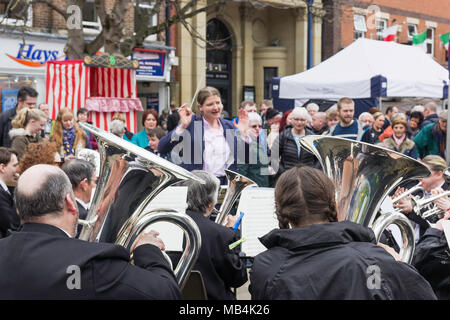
[19,222,70,238]
[259,221,376,251]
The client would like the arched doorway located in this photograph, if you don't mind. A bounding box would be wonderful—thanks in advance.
[206,18,232,118]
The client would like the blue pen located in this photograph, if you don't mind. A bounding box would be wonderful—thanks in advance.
[233,212,245,232]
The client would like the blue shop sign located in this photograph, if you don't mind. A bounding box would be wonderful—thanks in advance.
[132,49,166,78]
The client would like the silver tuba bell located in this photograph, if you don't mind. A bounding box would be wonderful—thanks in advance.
[299,135,431,263]
[214,169,258,225]
[77,122,203,289]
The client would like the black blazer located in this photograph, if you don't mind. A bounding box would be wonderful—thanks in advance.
[0,188,20,238]
[171,210,248,300]
[75,200,89,238]
[0,223,182,299]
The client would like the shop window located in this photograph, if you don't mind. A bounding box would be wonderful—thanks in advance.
[264,67,278,99]
[82,0,101,33]
[353,14,366,40]
[134,1,157,42]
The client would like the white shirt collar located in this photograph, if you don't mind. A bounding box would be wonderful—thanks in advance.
[76,197,89,210]
[0,180,10,194]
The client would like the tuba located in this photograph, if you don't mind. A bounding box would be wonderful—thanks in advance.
[214,169,258,225]
[299,135,431,263]
[77,122,203,289]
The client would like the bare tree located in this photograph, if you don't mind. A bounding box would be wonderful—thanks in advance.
[2,0,226,59]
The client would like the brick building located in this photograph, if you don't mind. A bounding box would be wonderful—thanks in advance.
[322,0,450,66]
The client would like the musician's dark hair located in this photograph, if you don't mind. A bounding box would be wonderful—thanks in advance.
[275,166,338,229]
[61,158,95,189]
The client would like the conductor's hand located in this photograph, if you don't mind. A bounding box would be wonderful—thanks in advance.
[131,229,166,253]
[392,187,413,214]
[178,103,193,129]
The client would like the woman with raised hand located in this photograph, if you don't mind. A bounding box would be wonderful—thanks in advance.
[158,86,250,185]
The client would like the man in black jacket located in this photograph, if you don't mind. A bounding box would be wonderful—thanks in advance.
[0,86,38,147]
[61,158,97,237]
[0,164,182,300]
[0,148,20,238]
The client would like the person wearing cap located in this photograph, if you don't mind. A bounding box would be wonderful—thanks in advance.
[413,110,447,159]
[377,117,418,159]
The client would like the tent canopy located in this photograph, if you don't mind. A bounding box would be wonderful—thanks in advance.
[273,38,449,101]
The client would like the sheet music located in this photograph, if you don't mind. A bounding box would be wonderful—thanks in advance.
[239,187,278,257]
[142,186,188,251]
[442,220,450,251]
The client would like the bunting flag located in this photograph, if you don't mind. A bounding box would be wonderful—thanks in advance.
[46,60,141,133]
[440,32,449,56]
[412,31,428,52]
[382,25,398,42]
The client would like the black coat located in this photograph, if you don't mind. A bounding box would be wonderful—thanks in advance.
[413,227,450,300]
[272,127,318,175]
[0,107,16,147]
[249,221,437,300]
[171,210,248,300]
[0,188,20,238]
[0,223,182,299]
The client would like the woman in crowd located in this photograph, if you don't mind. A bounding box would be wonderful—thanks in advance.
[236,112,269,187]
[17,141,61,174]
[158,86,250,185]
[177,170,248,300]
[271,107,317,178]
[131,109,161,149]
[112,112,134,142]
[51,108,90,161]
[361,111,385,144]
[407,111,424,139]
[249,166,437,300]
[378,118,418,159]
[9,108,47,160]
[321,108,339,135]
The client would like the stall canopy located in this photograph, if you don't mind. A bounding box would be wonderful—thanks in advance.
[46,60,143,133]
[272,38,449,112]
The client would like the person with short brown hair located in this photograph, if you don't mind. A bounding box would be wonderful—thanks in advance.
[327,98,365,140]
[249,166,437,300]
[0,147,19,238]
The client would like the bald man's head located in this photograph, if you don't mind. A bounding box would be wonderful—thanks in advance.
[15,164,74,222]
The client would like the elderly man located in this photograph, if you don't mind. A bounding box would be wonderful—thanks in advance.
[358,112,374,129]
[0,164,181,299]
[414,110,447,159]
[0,86,38,147]
[311,112,327,135]
[421,102,439,128]
[0,148,19,238]
[61,158,97,237]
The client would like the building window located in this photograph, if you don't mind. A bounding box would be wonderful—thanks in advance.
[376,19,387,41]
[82,0,101,33]
[426,28,434,55]
[353,14,367,40]
[264,67,278,99]
[407,24,417,43]
[134,1,157,42]
[0,0,32,27]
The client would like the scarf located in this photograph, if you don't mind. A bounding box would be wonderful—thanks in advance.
[392,134,406,149]
[63,127,76,157]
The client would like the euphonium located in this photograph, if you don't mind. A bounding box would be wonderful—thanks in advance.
[299,135,431,263]
[413,190,450,220]
[214,169,258,225]
[77,122,203,289]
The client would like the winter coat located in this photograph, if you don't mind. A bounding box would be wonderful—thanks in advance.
[377,136,418,159]
[413,227,450,300]
[249,221,437,300]
[271,127,318,176]
[0,107,17,147]
[9,128,42,160]
[414,122,445,158]
[421,114,439,128]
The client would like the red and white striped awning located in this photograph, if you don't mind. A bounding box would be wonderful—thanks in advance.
[45,60,141,133]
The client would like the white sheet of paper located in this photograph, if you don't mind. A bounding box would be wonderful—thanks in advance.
[239,187,278,257]
[442,220,450,251]
[143,186,188,251]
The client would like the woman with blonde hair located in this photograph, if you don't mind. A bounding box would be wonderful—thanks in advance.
[51,108,90,161]
[361,111,385,144]
[9,108,47,160]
